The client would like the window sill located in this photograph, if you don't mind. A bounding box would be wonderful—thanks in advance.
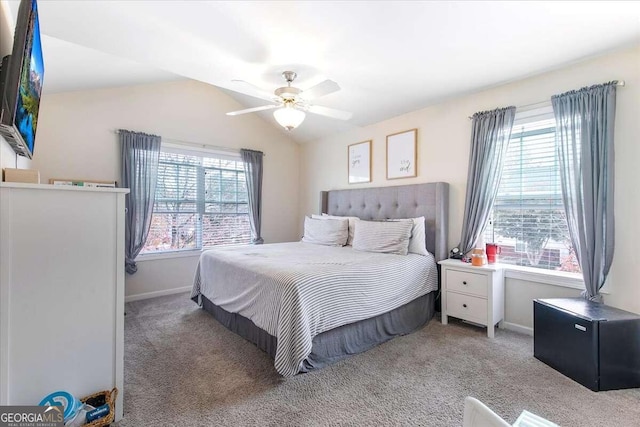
[502,264,594,292]
[137,243,251,262]
[137,250,203,261]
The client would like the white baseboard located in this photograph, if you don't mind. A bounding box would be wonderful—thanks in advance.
[501,321,533,336]
[125,286,191,303]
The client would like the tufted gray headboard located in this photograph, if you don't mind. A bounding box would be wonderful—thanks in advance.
[320,182,449,262]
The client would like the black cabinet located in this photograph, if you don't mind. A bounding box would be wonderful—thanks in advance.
[534,298,640,391]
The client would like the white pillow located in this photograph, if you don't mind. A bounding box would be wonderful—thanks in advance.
[352,219,412,255]
[389,216,429,256]
[302,217,349,246]
[312,214,358,245]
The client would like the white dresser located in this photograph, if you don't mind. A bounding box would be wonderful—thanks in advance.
[0,183,128,421]
[439,259,504,338]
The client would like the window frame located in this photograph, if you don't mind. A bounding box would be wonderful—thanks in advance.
[484,103,580,274]
[138,143,251,257]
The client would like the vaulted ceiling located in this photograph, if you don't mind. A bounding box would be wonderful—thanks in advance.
[6,1,640,143]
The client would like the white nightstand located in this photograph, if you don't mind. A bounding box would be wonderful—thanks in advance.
[438,259,504,338]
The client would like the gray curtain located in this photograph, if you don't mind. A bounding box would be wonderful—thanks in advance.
[458,106,516,254]
[240,149,264,244]
[551,82,617,302]
[120,130,161,274]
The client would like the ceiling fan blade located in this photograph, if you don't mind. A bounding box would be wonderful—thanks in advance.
[226,105,278,116]
[230,79,277,102]
[307,105,353,121]
[302,80,340,100]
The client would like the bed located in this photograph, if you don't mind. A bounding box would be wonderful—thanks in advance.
[191,182,449,376]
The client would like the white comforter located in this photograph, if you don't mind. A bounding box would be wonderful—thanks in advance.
[191,242,438,376]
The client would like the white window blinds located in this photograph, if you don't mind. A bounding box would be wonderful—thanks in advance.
[484,104,580,272]
[141,146,251,254]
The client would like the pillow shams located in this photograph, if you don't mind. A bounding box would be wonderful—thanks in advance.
[389,216,429,256]
[352,219,412,255]
[312,214,358,245]
[302,217,349,246]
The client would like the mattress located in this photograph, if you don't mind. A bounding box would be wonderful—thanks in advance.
[191,241,438,376]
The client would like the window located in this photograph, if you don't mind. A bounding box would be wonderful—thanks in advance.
[141,146,251,254]
[484,105,580,273]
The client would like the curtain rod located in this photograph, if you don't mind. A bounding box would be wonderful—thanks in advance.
[467,80,626,119]
[112,130,265,156]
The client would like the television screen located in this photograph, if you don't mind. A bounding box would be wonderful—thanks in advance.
[0,0,44,159]
[15,0,44,155]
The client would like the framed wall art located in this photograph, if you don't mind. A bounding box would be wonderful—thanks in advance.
[348,140,371,184]
[386,129,417,179]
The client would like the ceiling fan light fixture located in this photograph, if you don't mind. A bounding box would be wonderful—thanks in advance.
[228,70,350,127]
[273,104,305,131]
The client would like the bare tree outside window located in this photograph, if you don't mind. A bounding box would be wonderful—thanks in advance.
[490,209,569,267]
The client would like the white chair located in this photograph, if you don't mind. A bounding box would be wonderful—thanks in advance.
[463,397,559,427]
[463,396,511,427]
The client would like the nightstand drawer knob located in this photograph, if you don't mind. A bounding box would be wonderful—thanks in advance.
[463,304,467,308]
[462,281,467,285]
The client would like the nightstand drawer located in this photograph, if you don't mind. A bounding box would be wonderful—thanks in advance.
[446,269,488,297]
[446,292,487,325]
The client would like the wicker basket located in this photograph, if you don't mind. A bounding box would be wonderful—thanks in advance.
[80,388,118,427]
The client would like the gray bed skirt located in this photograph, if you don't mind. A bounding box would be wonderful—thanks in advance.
[199,291,435,374]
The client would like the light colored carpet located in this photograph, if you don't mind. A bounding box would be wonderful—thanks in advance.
[117,292,640,426]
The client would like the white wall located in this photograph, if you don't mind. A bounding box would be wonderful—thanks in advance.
[0,0,31,172]
[300,45,640,327]
[504,279,581,332]
[34,79,300,298]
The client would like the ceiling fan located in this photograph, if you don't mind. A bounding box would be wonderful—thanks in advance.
[226,71,353,131]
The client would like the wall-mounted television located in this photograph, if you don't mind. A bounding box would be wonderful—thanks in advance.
[0,0,44,159]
